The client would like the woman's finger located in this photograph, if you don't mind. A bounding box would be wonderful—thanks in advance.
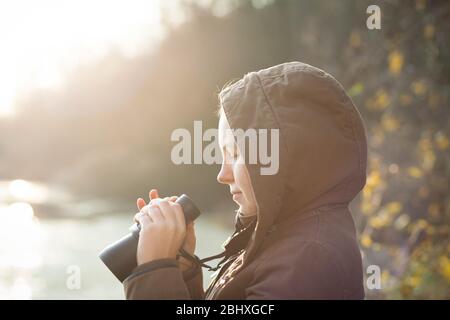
[147,204,165,223]
[134,210,152,223]
[134,211,154,223]
[134,212,140,223]
[149,189,159,201]
[186,221,194,230]
[137,198,146,211]
[137,211,153,228]
[148,197,168,207]
[170,201,186,227]
[169,196,178,202]
[157,200,177,229]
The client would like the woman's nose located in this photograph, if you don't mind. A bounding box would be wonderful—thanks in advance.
[217,162,234,185]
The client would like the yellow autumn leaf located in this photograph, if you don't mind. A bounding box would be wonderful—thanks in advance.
[408,166,423,178]
[394,214,411,230]
[421,149,436,171]
[374,89,391,110]
[415,219,429,230]
[349,82,364,97]
[381,114,400,132]
[361,233,373,248]
[369,216,386,229]
[388,50,404,75]
[381,269,391,284]
[361,201,373,215]
[349,30,362,48]
[407,275,422,287]
[370,210,392,229]
[439,256,450,284]
[386,202,402,215]
[435,132,449,150]
[411,80,427,96]
[366,170,381,188]
[424,24,435,39]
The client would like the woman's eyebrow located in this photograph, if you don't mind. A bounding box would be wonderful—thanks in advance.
[221,145,232,155]
[221,144,232,156]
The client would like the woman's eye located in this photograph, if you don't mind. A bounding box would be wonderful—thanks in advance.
[226,146,239,160]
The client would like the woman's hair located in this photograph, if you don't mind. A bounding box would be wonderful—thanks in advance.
[216,102,222,117]
[216,78,241,117]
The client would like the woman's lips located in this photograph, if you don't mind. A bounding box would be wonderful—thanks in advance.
[232,192,242,201]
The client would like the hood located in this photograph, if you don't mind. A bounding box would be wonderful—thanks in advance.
[219,61,368,271]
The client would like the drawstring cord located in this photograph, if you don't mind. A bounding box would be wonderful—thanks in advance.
[177,248,228,271]
[176,218,257,272]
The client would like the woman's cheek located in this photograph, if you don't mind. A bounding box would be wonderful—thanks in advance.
[233,163,244,187]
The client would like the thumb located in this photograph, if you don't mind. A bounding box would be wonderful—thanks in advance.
[186,221,195,229]
[186,221,195,235]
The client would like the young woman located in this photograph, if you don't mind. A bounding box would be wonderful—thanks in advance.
[124,61,368,299]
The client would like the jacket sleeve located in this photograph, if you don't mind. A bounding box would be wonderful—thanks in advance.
[182,261,205,299]
[244,241,347,299]
[123,258,204,300]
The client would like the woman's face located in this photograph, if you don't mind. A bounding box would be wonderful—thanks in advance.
[217,110,257,216]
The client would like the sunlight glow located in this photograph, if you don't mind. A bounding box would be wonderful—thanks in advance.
[0,0,168,118]
[8,179,49,203]
[0,202,43,270]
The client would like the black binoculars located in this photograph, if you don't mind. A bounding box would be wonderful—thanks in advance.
[99,194,201,282]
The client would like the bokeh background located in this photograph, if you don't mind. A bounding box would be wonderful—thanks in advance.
[0,0,449,299]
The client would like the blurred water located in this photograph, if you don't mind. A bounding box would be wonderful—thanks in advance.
[0,210,232,299]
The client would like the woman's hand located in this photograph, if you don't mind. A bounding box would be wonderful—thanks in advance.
[134,189,197,272]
